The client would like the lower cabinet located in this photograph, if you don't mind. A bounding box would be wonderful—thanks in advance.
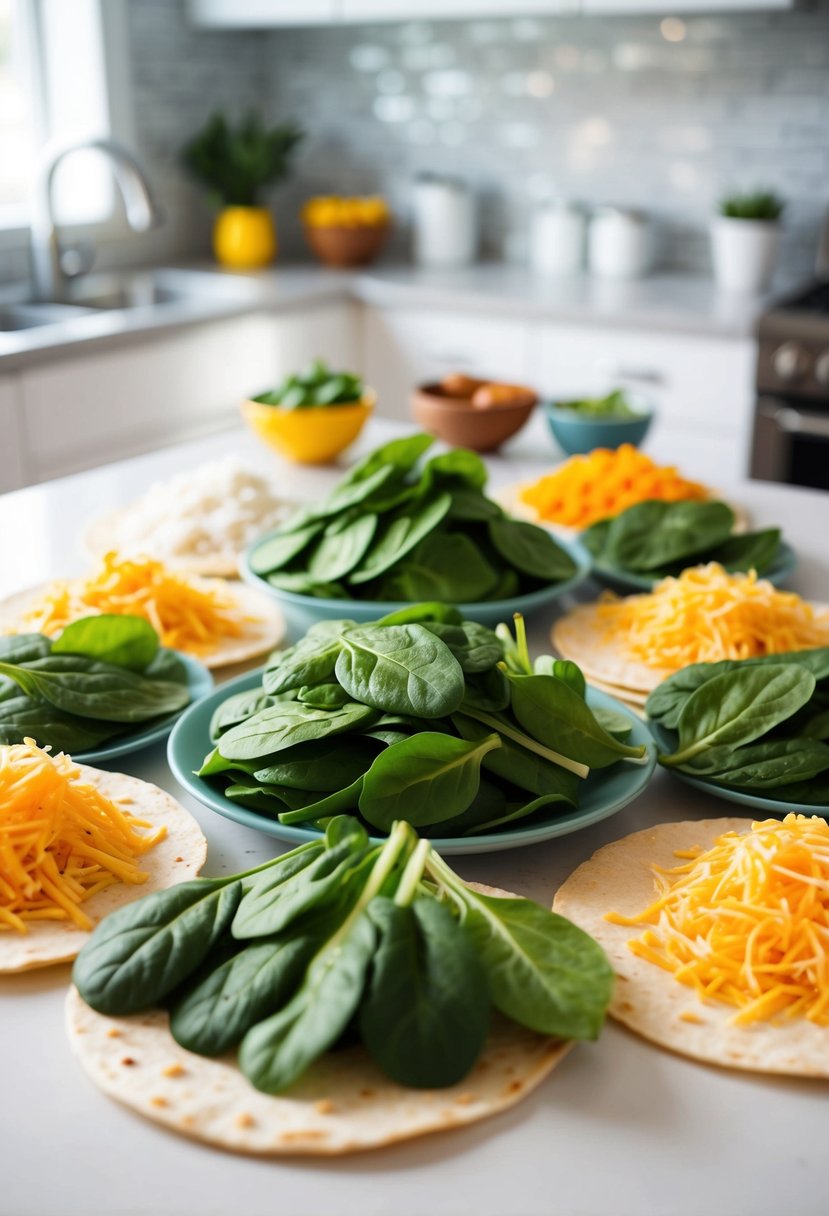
[0,376,26,493]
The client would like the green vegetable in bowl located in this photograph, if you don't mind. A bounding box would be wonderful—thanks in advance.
[253,359,364,409]
[248,433,579,602]
[73,813,614,1091]
[198,607,648,837]
[554,388,640,417]
[582,498,783,579]
[0,616,191,752]
[646,648,829,801]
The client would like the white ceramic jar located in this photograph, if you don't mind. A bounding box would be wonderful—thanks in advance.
[588,207,651,280]
[710,216,780,294]
[530,201,586,276]
[412,175,477,268]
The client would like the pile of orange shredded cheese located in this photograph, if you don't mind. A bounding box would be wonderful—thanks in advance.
[607,815,829,1026]
[0,739,165,933]
[520,444,707,528]
[596,562,829,670]
[17,552,245,656]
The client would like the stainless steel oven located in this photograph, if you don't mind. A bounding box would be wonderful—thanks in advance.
[750,281,829,491]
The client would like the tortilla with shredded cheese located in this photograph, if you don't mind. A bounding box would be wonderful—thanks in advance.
[1,759,206,974]
[554,819,829,1077]
[65,883,572,1156]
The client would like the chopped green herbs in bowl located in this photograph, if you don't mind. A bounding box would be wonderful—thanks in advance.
[544,391,653,454]
[241,433,591,636]
[167,607,656,854]
[253,359,364,409]
[552,388,640,418]
[581,498,796,592]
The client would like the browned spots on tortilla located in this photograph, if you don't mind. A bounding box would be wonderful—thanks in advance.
[106,1027,122,1038]
[235,1112,255,1129]
[315,1099,335,1115]
[618,1001,634,1012]
[174,856,184,863]
[506,1080,524,1095]
[360,1088,375,1099]
[121,1057,137,1067]
[475,1060,490,1073]
[180,1114,195,1129]
[279,1130,329,1144]
[163,1063,186,1078]
[454,1093,474,1106]
[75,1026,87,1034]
[150,1096,168,1108]
[678,1011,704,1024]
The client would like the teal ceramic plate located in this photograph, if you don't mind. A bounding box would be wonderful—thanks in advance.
[585,539,798,595]
[240,533,592,641]
[167,668,657,855]
[648,717,828,815]
[76,651,213,765]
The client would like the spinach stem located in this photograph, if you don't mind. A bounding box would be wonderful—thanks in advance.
[513,613,531,675]
[463,709,590,779]
[394,839,431,907]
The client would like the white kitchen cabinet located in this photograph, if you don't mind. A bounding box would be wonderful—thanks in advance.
[19,302,358,483]
[187,0,339,27]
[341,1,577,21]
[582,0,794,11]
[527,321,757,484]
[363,305,529,421]
[0,375,26,492]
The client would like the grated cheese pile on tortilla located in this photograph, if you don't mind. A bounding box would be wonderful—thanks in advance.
[519,444,708,528]
[16,552,247,657]
[0,739,166,933]
[607,814,829,1026]
[595,563,829,669]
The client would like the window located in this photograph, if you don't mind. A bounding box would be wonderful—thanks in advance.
[0,0,115,232]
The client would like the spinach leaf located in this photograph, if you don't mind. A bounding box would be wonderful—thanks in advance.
[0,695,122,751]
[0,634,52,664]
[488,518,578,582]
[509,674,647,767]
[592,706,634,741]
[464,790,574,835]
[217,700,376,762]
[377,602,463,627]
[306,513,378,583]
[142,648,189,685]
[277,776,366,825]
[601,500,735,573]
[335,623,465,718]
[662,665,816,766]
[296,683,351,709]
[380,532,499,603]
[266,572,349,598]
[210,688,275,740]
[422,449,488,491]
[52,614,160,671]
[453,713,579,802]
[262,634,343,695]
[461,666,510,713]
[704,527,782,576]
[551,659,585,698]
[341,433,434,486]
[678,737,829,789]
[254,737,379,792]
[0,656,190,723]
[72,878,244,1015]
[239,910,377,1094]
[248,521,325,576]
[348,491,452,585]
[422,620,502,674]
[359,732,501,830]
[447,487,502,522]
[427,778,507,836]
[359,897,490,1088]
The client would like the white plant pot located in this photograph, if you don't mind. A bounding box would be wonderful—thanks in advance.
[710,216,780,294]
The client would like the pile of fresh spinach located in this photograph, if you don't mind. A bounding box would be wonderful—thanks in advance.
[73,814,614,1091]
[248,433,579,601]
[582,499,783,580]
[0,615,192,754]
[647,647,829,803]
[253,359,363,410]
[200,605,647,837]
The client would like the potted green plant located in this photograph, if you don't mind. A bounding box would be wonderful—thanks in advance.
[711,189,784,294]
[180,112,303,269]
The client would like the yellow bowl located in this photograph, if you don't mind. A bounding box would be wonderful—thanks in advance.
[240,391,375,464]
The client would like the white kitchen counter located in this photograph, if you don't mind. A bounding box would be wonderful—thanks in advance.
[2,419,828,1216]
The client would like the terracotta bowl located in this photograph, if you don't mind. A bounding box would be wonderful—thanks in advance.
[303,223,390,268]
[411,383,537,453]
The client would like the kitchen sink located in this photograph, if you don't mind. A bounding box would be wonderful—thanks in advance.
[0,302,94,331]
[65,268,262,311]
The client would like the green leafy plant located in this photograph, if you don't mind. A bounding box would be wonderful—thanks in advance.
[0,617,191,753]
[718,190,785,221]
[198,608,649,837]
[253,359,364,410]
[180,111,303,208]
[248,433,580,604]
[554,388,639,418]
[73,816,614,1093]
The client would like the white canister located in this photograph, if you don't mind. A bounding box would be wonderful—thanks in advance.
[412,175,477,268]
[588,207,651,280]
[710,216,780,294]
[530,201,586,276]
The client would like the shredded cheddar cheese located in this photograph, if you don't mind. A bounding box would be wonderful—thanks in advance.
[0,740,165,933]
[595,563,829,670]
[607,815,829,1026]
[520,445,707,528]
[16,552,245,657]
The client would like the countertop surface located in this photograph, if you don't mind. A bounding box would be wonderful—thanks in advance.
[0,260,775,369]
[2,419,828,1216]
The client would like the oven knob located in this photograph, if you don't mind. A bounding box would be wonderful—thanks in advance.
[816,351,829,388]
[772,341,810,382]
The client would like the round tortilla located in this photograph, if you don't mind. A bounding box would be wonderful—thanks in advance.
[0,579,284,671]
[554,819,829,1078]
[84,508,242,578]
[552,603,671,694]
[1,766,206,974]
[65,882,572,1156]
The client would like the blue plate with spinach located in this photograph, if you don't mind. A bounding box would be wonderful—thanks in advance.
[167,672,656,856]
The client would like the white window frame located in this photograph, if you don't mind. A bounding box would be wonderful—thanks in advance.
[0,0,134,254]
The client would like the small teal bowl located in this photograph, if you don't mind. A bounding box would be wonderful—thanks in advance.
[240,533,591,641]
[544,399,654,456]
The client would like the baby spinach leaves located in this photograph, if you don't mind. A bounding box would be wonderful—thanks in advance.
[335,623,466,718]
[74,816,613,1094]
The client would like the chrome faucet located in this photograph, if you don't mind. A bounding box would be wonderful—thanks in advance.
[30,138,164,301]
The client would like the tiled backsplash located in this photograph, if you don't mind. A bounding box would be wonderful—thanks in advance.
[264,5,829,277]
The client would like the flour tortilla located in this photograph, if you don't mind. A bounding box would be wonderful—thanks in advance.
[0,579,284,671]
[554,819,829,1078]
[83,507,243,578]
[552,603,673,694]
[65,882,572,1156]
[1,767,206,974]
